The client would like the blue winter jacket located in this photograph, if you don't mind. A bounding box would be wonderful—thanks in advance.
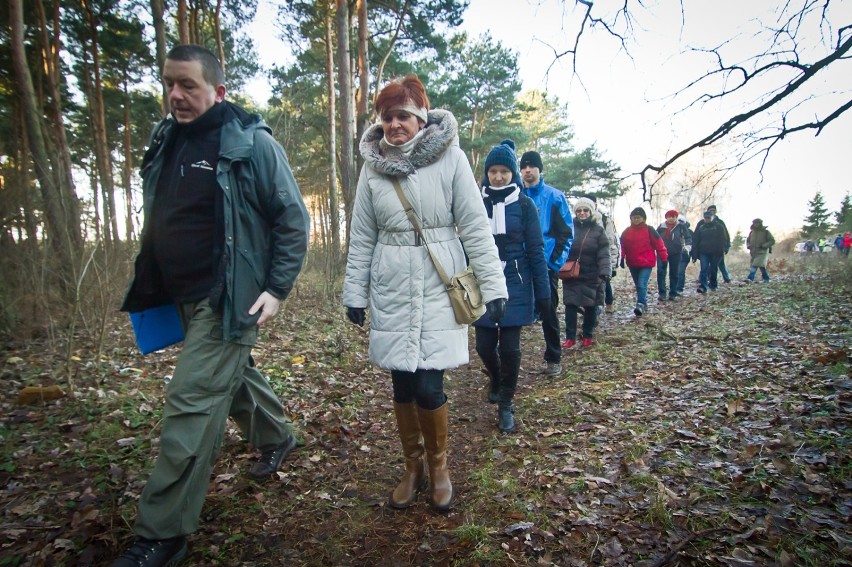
[474,192,549,328]
[524,178,574,271]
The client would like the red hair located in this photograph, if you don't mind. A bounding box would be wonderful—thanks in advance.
[374,74,430,115]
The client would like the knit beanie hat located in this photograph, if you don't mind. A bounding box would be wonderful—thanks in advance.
[630,207,647,220]
[665,209,678,218]
[574,197,596,215]
[519,151,544,172]
[484,139,520,181]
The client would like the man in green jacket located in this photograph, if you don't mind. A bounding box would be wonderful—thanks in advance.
[115,45,310,567]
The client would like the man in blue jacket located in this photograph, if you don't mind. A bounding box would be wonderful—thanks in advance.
[114,45,310,567]
[520,151,574,376]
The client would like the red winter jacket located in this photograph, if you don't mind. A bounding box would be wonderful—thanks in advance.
[620,223,668,268]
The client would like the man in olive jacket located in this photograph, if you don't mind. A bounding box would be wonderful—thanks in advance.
[115,45,310,567]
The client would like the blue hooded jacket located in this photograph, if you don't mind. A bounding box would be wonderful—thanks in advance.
[524,178,574,271]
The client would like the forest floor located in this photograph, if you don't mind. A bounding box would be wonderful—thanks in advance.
[0,253,850,567]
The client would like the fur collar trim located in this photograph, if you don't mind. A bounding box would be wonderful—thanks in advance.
[359,109,459,176]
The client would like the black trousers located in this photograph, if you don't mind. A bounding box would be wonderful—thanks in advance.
[540,269,561,363]
[565,304,599,339]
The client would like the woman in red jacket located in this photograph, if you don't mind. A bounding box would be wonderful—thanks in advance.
[620,207,668,316]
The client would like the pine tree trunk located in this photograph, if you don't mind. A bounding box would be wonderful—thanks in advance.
[177,0,190,43]
[336,0,356,233]
[122,75,135,241]
[83,0,120,244]
[325,4,340,269]
[9,0,80,289]
[150,0,169,113]
[355,0,369,167]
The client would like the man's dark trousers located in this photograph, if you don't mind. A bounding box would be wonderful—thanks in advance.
[133,300,292,539]
[541,269,562,362]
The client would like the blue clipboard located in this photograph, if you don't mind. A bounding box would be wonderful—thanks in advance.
[129,304,185,355]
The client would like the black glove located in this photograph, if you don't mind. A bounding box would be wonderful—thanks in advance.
[611,269,617,278]
[619,258,625,269]
[486,298,506,323]
[346,307,365,327]
[691,257,697,264]
[534,298,550,315]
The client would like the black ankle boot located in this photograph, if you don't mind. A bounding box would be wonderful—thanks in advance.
[497,403,515,432]
[110,536,187,567]
[487,373,500,404]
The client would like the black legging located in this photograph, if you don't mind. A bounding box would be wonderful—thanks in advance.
[474,326,522,404]
[391,369,446,410]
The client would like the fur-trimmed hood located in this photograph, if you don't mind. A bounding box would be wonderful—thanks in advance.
[359,109,459,176]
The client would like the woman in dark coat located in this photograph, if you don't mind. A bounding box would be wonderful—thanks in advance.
[473,140,549,433]
[561,198,611,347]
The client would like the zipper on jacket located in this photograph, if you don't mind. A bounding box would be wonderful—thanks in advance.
[514,259,523,284]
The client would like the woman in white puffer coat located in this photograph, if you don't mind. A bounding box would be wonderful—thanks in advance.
[343,74,507,512]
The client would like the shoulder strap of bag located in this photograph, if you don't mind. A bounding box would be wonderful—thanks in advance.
[571,227,591,260]
[390,177,452,287]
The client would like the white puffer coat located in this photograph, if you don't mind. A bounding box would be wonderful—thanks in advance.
[343,110,507,372]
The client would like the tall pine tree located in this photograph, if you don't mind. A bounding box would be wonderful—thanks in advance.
[835,193,852,233]
[801,191,832,239]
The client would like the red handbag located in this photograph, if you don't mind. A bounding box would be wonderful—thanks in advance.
[558,230,590,281]
[558,260,581,280]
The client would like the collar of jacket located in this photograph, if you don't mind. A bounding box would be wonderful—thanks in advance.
[359,109,459,176]
[525,178,545,197]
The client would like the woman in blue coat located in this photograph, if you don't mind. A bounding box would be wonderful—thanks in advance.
[473,140,550,432]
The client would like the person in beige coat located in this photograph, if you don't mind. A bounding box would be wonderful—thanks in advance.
[343,74,507,511]
[746,218,775,282]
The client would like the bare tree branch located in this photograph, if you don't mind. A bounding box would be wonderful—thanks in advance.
[638,31,851,201]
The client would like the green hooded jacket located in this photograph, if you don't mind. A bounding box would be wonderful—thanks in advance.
[122,102,310,341]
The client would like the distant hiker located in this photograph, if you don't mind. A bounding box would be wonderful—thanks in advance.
[343,74,508,512]
[113,45,310,567]
[620,207,667,316]
[804,240,817,253]
[583,194,620,314]
[817,237,826,252]
[519,150,574,376]
[656,209,687,300]
[745,218,775,282]
[844,232,851,257]
[473,140,549,433]
[676,214,693,295]
[561,198,611,347]
[834,234,844,253]
[702,205,732,283]
[691,209,727,293]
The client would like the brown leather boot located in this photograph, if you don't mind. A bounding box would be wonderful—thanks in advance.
[389,402,426,508]
[417,403,453,511]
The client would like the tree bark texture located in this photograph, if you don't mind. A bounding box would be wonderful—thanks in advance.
[335,0,356,232]
[325,4,341,266]
[355,0,369,162]
[82,0,120,243]
[177,0,190,43]
[150,0,169,113]
[9,0,81,284]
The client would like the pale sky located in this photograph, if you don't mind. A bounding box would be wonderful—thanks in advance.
[247,0,851,239]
